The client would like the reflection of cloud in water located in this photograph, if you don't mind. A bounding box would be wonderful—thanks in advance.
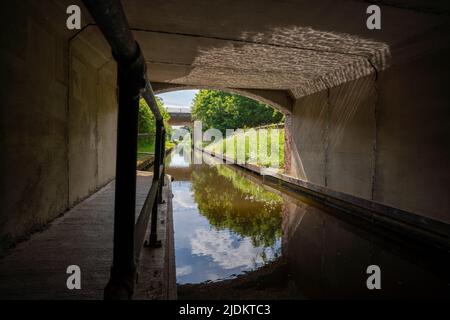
[205,273,220,282]
[191,228,278,270]
[176,265,193,277]
[173,190,197,209]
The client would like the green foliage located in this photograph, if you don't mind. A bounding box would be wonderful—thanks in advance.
[137,97,174,156]
[137,136,155,154]
[191,90,284,133]
[137,134,176,155]
[138,97,171,135]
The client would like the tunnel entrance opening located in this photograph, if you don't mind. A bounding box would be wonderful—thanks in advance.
[157,88,287,170]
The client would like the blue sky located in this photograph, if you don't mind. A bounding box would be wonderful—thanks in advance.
[157,90,199,110]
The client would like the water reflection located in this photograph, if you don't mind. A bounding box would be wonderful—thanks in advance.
[281,197,450,299]
[167,149,282,284]
[192,165,282,248]
[167,148,450,298]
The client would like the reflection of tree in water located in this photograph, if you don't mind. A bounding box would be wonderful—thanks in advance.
[191,164,283,248]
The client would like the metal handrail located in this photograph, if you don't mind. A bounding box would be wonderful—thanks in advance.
[142,77,163,122]
[140,80,166,249]
[82,0,167,300]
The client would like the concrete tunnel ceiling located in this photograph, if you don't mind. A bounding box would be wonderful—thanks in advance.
[80,0,450,100]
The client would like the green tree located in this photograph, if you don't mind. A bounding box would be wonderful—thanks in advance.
[191,90,284,133]
[138,97,171,135]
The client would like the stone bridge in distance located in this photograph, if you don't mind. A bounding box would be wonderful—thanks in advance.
[167,107,192,127]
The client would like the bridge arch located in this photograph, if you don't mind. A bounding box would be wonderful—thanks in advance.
[153,83,293,115]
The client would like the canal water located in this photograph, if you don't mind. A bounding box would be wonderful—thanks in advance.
[166,148,282,284]
[165,147,450,299]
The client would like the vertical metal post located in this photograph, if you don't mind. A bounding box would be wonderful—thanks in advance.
[153,120,163,181]
[159,127,166,203]
[147,119,163,248]
[104,51,144,300]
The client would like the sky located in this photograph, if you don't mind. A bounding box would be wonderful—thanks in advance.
[157,90,199,110]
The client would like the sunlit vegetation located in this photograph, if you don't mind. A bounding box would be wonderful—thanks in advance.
[138,97,173,155]
[191,90,285,169]
[204,127,285,169]
[138,136,155,154]
[192,90,284,134]
[137,136,175,156]
[138,97,170,135]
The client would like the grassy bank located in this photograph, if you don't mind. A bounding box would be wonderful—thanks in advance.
[138,135,174,159]
[204,127,285,169]
[138,136,155,153]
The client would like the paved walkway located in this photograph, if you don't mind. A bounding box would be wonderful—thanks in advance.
[0,171,173,300]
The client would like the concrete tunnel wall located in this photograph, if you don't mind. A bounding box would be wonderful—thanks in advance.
[0,2,118,254]
[69,32,118,206]
[285,46,450,224]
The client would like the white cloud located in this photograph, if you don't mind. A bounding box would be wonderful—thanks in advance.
[157,90,198,108]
